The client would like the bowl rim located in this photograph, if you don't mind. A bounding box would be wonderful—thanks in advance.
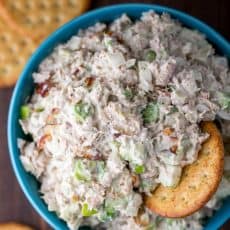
[7,3,230,230]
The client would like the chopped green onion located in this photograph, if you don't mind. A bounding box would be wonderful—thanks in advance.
[97,161,105,182]
[74,160,91,181]
[176,138,192,155]
[217,92,230,110]
[111,141,121,148]
[89,161,97,169]
[99,201,116,222]
[168,106,178,114]
[20,105,30,120]
[104,207,116,221]
[145,50,156,62]
[105,39,113,47]
[123,88,134,100]
[134,164,145,174]
[35,107,44,112]
[145,223,156,230]
[155,216,163,225]
[105,205,116,218]
[165,218,174,225]
[97,161,105,175]
[142,102,159,124]
[167,85,176,92]
[110,141,121,154]
[81,203,97,217]
[74,101,93,122]
[85,65,92,72]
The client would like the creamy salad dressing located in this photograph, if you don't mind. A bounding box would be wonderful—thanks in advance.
[18,12,230,230]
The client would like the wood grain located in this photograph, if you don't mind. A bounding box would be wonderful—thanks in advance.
[0,0,229,229]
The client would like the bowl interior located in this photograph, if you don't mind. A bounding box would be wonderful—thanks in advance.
[8,4,230,230]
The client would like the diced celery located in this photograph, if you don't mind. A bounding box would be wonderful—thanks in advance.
[35,107,44,112]
[20,105,30,120]
[74,160,91,181]
[74,101,93,122]
[99,202,116,222]
[145,50,156,62]
[81,203,97,217]
[123,88,134,100]
[142,102,159,124]
[165,218,174,225]
[97,161,105,175]
[218,92,230,110]
[145,223,156,230]
[134,164,145,174]
[168,106,179,114]
[176,137,192,155]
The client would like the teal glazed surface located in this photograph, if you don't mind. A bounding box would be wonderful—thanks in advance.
[7,4,230,230]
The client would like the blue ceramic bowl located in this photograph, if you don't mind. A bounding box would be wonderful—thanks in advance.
[8,4,230,230]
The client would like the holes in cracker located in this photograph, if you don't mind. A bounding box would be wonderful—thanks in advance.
[54,15,62,23]
[24,17,32,25]
[53,2,61,9]
[188,185,197,190]
[20,39,28,47]
[0,35,7,42]
[203,173,208,179]
[37,18,44,25]
[0,67,8,75]
[9,2,17,10]
[1,32,12,43]
[11,1,22,10]
[68,0,77,7]
[39,2,47,9]
[12,58,20,65]
[25,1,33,9]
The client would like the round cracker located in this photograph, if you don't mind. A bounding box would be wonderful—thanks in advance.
[145,122,224,218]
[0,0,91,43]
[0,16,36,87]
[0,222,34,230]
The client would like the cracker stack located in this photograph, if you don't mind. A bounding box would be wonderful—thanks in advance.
[0,0,90,87]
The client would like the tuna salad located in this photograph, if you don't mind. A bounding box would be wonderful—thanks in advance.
[18,11,230,230]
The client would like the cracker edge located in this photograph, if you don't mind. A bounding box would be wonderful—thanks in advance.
[0,222,34,230]
[0,0,91,41]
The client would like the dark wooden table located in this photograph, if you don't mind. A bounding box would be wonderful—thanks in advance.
[0,0,229,229]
